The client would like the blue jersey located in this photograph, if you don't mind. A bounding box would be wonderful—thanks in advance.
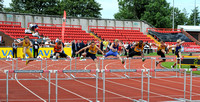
[112,43,119,50]
[175,44,182,52]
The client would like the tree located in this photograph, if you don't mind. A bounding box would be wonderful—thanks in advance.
[173,8,188,28]
[0,0,3,11]
[4,0,60,15]
[4,0,102,18]
[59,0,102,18]
[141,0,172,28]
[114,0,150,20]
[187,7,200,25]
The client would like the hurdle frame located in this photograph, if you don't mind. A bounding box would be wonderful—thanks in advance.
[4,70,51,102]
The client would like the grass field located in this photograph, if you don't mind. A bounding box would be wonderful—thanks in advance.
[161,62,200,75]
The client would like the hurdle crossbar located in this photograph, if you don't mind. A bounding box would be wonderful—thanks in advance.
[4,70,51,102]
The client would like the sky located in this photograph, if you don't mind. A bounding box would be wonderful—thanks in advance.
[3,0,200,19]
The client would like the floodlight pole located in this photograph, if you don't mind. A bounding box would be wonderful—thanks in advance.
[172,0,175,30]
[194,0,196,25]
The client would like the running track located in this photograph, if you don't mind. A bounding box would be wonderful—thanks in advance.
[0,56,200,102]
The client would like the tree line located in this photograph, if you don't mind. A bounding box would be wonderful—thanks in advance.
[0,0,199,28]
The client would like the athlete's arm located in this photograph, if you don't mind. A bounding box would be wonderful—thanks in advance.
[29,41,33,47]
[96,46,105,55]
[132,43,138,48]
[178,41,185,46]
[109,43,114,50]
[76,45,90,54]
[151,43,159,47]
[15,41,23,45]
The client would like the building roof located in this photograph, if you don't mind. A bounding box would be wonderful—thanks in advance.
[178,25,200,32]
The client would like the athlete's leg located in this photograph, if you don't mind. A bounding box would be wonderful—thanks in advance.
[94,58,99,69]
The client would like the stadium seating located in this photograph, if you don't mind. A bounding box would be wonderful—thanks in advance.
[165,42,197,46]
[90,27,154,43]
[0,21,39,39]
[34,23,94,43]
[0,21,95,43]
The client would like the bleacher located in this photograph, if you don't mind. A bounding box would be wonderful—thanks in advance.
[34,23,94,43]
[0,21,95,43]
[0,21,39,39]
[89,26,154,43]
[165,42,197,46]
[147,28,197,46]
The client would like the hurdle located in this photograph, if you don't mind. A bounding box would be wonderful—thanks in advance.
[4,70,52,102]
[54,69,100,102]
[101,69,149,102]
[0,58,15,80]
[70,57,99,79]
[15,58,44,80]
[100,57,152,79]
[45,58,73,79]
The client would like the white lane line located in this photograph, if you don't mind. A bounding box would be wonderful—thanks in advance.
[15,74,46,102]
[105,62,176,100]
[41,61,93,102]
[83,61,134,101]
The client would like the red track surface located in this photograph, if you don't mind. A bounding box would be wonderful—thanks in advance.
[1,55,200,102]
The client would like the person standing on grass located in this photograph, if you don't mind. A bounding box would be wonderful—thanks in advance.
[76,41,104,69]
[151,41,168,66]
[169,39,185,68]
[104,39,127,64]
[127,40,151,62]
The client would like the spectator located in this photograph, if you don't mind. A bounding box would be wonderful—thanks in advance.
[124,42,129,55]
[71,40,76,57]
[40,40,45,47]
[76,40,81,57]
[12,40,18,58]
[80,41,85,56]
[103,39,108,53]
[172,44,175,54]
[45,40,50,47]
[29,23,38,33]
[25,28,32,34]
[127,42,133,53]
[33,39,39,58]
[100,40,104,54]
[55,38,59,43]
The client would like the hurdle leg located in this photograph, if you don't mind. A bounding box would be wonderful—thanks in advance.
[176,58,178,77]
[184,70,186,99]
[190,70,193,101]
[74,57,77,77]
[150,57,153,76]
[55,71,58,102]
[141,70,144,100]
[128,58,130,77]
[154,59,156,78]
[102,69,105,102]
[45,58,47,78]
[40,59,43,79]
[148,70,150,102]
[6,71,9,102]
[96,69,99,102]
[12,59,14,79]
[48,71,51,102]
[179,58,181,77]
[15,58,18,79]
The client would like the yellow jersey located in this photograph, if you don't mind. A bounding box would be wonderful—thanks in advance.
[22,40,30,48]
[88,45,97,54]
[103,41,108,47]
[134,43,145,52]
[157,45,166,51]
